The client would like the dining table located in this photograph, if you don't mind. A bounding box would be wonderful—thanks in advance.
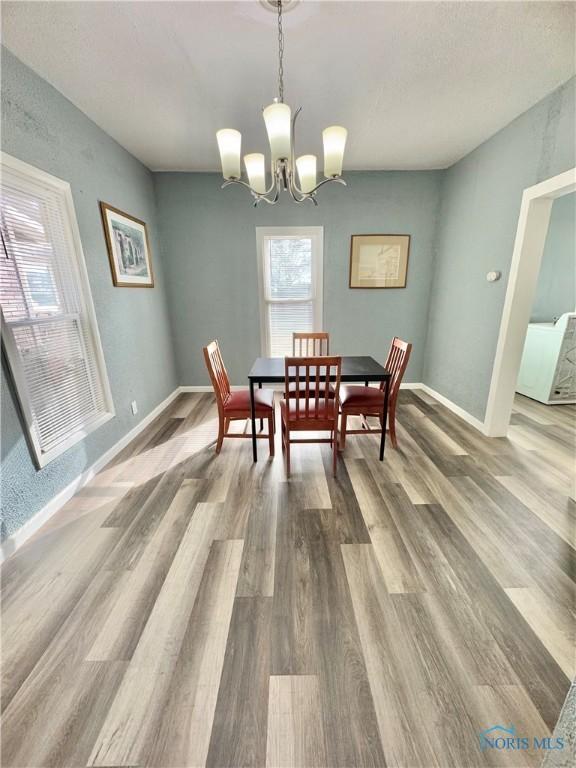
[247,355,392,462]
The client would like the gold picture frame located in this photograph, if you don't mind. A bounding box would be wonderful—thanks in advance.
[100,202,154,288]
[349,234,410,289]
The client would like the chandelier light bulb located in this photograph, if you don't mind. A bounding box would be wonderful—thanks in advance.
[296,155,317,193]
[322,126,347,178]
[216,129,241,180]
[263,102,292,165]
[244,153,267,193]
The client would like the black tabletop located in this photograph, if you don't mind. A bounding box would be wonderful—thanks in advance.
[248,355,390,383]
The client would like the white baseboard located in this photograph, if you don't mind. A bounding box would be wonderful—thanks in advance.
[181,382,423,392]
[1,381,485,563]
[0,387,181,565]
[180,385,241,392]
[418,383,487,434]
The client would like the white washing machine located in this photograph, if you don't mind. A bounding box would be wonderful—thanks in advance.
[516,312,576,404]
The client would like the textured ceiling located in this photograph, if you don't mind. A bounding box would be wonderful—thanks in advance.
[2,1,575,171]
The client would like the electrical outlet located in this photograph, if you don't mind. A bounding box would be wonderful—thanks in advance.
[131,400,138,416]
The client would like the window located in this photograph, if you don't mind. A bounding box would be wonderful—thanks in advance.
[0,153,114,467]
[256,226,323,357]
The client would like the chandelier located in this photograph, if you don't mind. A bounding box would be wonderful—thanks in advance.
[216,0,347,206]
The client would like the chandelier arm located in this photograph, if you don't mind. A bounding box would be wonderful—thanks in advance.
[285,173,318,205]
[254,191,280,206]
[257,171,281,198]
[286,166,314,204]
[221,171,280,201]
[288,106,317,202]
[254,170,282,206]
[288,174,319,201]
[221,178,253,192]
[293,192,319,206]
[252,173,281,205]
[259,157,283,197]
[290,106,302,176]
[306,176,348,195]
[287,174,307,198]
[221,168,346,204]
[288,106,343,203]
[287,179,307,203]
[287,174,346,202]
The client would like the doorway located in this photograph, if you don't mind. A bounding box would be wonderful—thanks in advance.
[484,168,576,437]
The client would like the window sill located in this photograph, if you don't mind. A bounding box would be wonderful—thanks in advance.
[34,409,115,469]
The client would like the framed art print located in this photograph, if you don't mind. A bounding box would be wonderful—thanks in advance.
[100,202,154,287]
[349,234,410,289]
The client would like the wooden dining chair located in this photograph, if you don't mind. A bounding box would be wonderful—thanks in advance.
[280,356,342,477]
[339,337,412,450]
[289,332,334,398]
[203,340,275,456]
[292,332,330,356]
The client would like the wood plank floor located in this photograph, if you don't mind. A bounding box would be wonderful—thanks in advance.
[1,390,574,767]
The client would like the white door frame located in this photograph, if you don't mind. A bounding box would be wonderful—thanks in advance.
[484,167,576,437]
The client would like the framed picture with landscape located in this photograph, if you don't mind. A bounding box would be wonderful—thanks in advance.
[100,202,154,287]
[349,234,410,289]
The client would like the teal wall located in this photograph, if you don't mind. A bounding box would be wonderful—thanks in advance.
[0,48,178,541]
[532,192,576,322]
[1,43,574,543]
[154,171,442,386]
[424,78,576,421]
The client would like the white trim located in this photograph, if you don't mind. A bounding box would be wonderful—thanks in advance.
[179,381,484,432]
[255,226,324,356]
[484,168,576,437]
[181,383,486,436]
[179,384,248,392]
[0,151,115,467]
[418,384,487,433]
[1,380,487,563]
[0,387,180,564]
[1,152,72,192]
[182,382,426,393]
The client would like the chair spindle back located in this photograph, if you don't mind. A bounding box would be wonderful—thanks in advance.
[284,356,341,420]
[203,340,231,410]
[381,337,412,402]
[292,332,330,357]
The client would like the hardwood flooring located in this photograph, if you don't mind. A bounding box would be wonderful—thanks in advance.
[1,390,574,767]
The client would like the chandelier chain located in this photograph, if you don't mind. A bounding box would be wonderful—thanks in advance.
[277,0,284,102]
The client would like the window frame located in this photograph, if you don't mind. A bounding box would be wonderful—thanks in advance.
[255,226,324,357]
[0,151,115,468]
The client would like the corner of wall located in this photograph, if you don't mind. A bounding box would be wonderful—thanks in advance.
[421,168,448,384]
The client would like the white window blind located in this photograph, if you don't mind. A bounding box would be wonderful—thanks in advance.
[0,153,114,467]
[256,227,323,357]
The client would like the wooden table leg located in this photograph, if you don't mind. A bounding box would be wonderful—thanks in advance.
[250,379,258,462]
[379,377,390,461]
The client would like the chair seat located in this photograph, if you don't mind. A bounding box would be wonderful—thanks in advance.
[223,388,275,414]
[340,385,384,409]
[287,381,335,398]
[280,398,337,420]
